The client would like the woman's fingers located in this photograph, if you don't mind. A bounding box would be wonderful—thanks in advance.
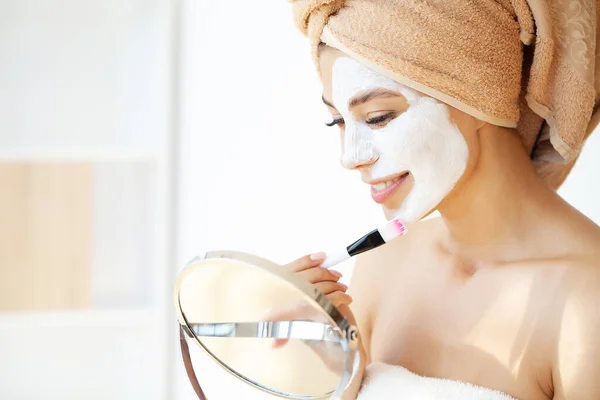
[284,253,327,273]
[327,291,353,307]
[298,265,342,284]
[272,338,290,349]
[283,253,349,297]
[314,281,348,295]
[271,254,352,351]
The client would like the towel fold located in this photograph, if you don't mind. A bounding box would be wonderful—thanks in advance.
[289,0,600,189]
[358,362,517,400]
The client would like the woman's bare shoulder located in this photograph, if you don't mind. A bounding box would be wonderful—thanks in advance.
[348,218,443,303]
[549,256,600,399]
[353,217,444,272]
[347,218,443,357]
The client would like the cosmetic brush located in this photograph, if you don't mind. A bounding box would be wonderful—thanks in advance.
[319,217,407,269]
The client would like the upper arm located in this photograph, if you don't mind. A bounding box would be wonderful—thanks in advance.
[552,272,600,399]
[345,229,414,363]
[346,253,379,363]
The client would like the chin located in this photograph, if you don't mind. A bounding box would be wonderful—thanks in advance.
[382,200,441,224]
[382,207,398,221]
[381,193,410,221]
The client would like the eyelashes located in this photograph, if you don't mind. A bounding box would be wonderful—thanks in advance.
[325,112,397,128]
[325,118,344,127]
[365,112,395,125]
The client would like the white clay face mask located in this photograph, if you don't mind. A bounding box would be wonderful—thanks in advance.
[331,57,469,224]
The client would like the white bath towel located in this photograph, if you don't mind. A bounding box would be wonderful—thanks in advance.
[357,362,517,400]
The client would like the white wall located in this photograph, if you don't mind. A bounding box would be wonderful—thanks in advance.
[0,0,172,153]
[174,1,600,399]
[0,1,176,399]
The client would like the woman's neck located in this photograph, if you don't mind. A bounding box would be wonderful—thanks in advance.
[437,125,578,266]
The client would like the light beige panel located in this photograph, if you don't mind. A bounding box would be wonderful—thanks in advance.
[0,163,93,310]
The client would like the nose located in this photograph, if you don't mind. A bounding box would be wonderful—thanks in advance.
[340,126,378,170]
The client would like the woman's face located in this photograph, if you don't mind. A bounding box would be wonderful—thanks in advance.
[319,47,479,223]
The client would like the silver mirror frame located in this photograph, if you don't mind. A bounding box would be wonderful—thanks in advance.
[174,250,360,400]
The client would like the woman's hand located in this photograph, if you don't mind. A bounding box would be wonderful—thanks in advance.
[285,253,366,400]
[284,252,353,307]
[260,253,366,399]
[263,253,352,348]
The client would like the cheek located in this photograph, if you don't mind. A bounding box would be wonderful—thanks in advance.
[369,107,436,170]
[370,101,470,222]
[372,101,469,180]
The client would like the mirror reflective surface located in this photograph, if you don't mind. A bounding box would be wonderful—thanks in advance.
[175,252,356,399]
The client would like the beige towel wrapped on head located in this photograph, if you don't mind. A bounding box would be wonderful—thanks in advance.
[289,0,600,189]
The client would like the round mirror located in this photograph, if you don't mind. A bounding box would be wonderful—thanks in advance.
[174,251,359,399]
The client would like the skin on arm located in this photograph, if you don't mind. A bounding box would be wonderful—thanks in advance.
[340,313,367,400]
[279,253,371,399]
[339,252,383,399]
[552,270,600,399]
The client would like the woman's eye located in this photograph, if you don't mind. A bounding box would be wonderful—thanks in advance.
[325,118,345,127]
[366,112,396,126]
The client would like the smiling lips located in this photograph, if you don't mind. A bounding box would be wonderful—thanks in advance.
[370,172,409,204]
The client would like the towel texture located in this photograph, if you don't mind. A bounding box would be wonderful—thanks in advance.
[289,0,600,189]
[357,362,517,400]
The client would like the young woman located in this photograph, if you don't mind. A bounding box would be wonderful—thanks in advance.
[284,1,600,399]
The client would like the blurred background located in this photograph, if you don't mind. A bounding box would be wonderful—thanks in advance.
[1,1,599,399]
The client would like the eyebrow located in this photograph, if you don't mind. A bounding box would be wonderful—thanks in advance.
[349,88,400,108]
[321,88,401,110]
